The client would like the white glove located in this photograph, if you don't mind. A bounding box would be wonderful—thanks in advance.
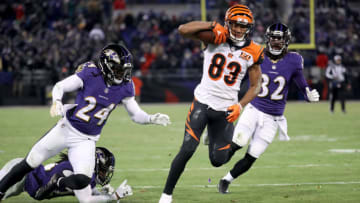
[150,113,171,126]
[50,100,64,117]
[101,184,115,195]
[306,87,320,102]
[112,179,133,200]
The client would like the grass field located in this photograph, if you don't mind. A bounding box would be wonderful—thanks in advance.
[0,101,360,203]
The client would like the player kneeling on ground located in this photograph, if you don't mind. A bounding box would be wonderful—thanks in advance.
[0,147,132,202]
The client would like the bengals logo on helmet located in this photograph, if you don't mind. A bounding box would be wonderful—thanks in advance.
[225,4,254,25]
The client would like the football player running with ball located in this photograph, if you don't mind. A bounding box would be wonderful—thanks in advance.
[159,4,263,203]
[217,23,320,194]
[0,43,170,202]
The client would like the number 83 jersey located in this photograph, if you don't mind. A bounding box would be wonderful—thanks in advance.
[194,40,264,111]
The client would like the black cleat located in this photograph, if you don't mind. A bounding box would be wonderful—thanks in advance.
[218,179,230,194]
[0,191,4,202]
[34,173,63,200]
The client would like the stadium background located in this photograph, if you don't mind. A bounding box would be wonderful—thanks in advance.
[0,0,359,105]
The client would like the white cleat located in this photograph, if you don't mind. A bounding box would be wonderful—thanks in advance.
[159,193,172,203]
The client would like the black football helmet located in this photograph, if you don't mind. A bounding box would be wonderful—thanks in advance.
[265,23,291,56]
[95,147,115,186]
[99,44,133,85]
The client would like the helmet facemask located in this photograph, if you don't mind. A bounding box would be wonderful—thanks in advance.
[265,23,291,56]
[99,44,133,85]
[95,147,115,186]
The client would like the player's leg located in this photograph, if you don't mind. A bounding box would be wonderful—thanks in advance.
[35,137,96,200]
[218,112,278,194]
[207,109,236,167]
[160,100,208,202]
[339,86,346,113]
[67,139,96,202]
[0,158,26,200]
[332,86,338,112]
[0,122,67,196]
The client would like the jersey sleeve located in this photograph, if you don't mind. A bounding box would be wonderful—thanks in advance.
[254,47,265,65]
[291,54,310,100]
[123,80,136,99]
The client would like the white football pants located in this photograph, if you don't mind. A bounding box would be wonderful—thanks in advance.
[26,116,97,178]
[233,103,289,158]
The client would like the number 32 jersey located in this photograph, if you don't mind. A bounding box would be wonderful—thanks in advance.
[251,52,309,116]
[195,40,264,111]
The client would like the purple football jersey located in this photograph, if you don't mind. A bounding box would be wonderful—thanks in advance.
[66,61,135,135]
[251,52,309,116]
[24,161,97,198]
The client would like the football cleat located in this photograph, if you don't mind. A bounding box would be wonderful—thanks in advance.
[34,173,63,200]
[0,191,4,201]
[159,193,172,203]
[218,179,230,194]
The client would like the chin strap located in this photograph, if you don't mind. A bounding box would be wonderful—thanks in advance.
[266,49,287,60]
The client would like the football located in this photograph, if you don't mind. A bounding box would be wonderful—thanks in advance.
[196,30,215,44]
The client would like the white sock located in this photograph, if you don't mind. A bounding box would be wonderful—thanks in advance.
[223,172,235,182]
[159,193,172,203]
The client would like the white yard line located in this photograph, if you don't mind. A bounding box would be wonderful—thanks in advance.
[132,181,360,189]
[115,163,344,172]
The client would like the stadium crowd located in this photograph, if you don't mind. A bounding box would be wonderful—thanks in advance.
[0,0,359,101]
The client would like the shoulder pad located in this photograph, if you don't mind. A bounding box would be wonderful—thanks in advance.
[75,61,97,73]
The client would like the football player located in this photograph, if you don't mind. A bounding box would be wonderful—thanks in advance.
[217,23,320,194]
[325,55,350,113]
[159,4,263,203]
[0,147,132,202]
[0,43,171,202]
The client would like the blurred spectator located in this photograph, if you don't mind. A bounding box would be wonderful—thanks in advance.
[0,0,359,103]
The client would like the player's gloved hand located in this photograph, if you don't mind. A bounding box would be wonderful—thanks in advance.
[211,21,228,45]
[112,180,133,200]
[150,113,171,126]
[306,87,320,102]
[226,103,243,123]
[101,184,115,195]
[50,100,64,117]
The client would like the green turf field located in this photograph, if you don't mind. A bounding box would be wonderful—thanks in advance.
[0,101,359,202]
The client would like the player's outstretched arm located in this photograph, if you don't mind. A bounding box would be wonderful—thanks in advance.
[122,97,171,126]
[226,64,262,123]
[50,74,83,117]
[178,21,228,45]
[240,63,262,107]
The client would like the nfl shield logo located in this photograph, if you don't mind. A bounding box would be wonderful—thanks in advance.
[104,88,109,94]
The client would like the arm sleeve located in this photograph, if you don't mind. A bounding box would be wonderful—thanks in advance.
[52,74,83,103]
[325,65,333,79]
[74,185,113,203]
[122,97,151,124]
[292,68,310,101]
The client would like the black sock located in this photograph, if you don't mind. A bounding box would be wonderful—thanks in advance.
[230,153,256,179]
[163,149,194,195]
[0,159,33,193]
